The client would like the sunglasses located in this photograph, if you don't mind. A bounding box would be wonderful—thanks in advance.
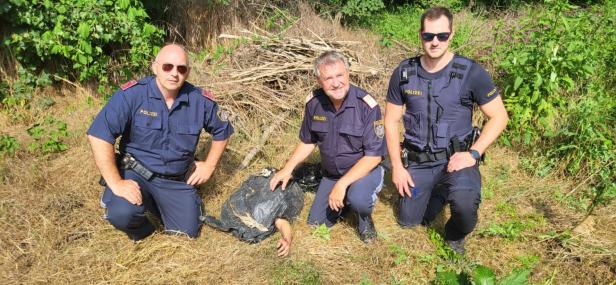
[421,32,451,42]
[160,63,188,75]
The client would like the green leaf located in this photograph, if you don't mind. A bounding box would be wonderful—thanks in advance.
[473,265,496,285]
[513,77,523,91]
[76,22,91,38]
[435,270,463,285]
[497,269,530,285]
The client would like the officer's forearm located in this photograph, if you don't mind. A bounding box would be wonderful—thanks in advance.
[384,103,405,170]
[282,142,315,172]
[473,98,509,154]
[338,156,382,187]
[384,121,405,170]
[88,135,121,185]
[203,139,229,167]
[471,114,508,154]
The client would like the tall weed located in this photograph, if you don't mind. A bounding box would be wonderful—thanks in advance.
[496,0,615,209]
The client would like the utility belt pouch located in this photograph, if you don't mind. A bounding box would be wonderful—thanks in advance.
[400,142,409,168]
[98,153,154,187]
[121,153,154,180]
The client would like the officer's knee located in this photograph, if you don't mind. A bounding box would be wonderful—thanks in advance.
[346,191,373,215]
[165,224,200,239]
[450,191,480,216]
[106,204,146,230]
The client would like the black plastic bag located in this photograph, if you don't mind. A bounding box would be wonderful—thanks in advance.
[201,169,305,243]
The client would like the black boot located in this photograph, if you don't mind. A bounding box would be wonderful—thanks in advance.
[445,238,466,255]
[359,215,377,244]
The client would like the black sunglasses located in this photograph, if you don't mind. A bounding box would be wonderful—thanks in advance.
[161,63,188,75]
[421,32,451,42]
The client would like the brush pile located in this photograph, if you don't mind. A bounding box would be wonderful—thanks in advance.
[191,30,384,168]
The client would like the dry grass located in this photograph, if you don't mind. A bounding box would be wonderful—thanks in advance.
[1,5,615,285]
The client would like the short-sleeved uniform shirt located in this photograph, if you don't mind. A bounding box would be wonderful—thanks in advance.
[87,76,234,176]
[299,84,387,178]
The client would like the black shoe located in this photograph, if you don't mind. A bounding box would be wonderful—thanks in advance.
[359,216,377,244]
[445,238,466,255]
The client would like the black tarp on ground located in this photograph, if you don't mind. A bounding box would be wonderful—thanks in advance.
[201,169,305,243]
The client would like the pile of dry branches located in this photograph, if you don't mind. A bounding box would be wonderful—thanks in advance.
[192,30,384,169]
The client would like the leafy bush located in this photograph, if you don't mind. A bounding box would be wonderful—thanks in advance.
[317,0,385,22]
[1,0,164,88]
[27,116,69,154]
[497,0,616,208]
[0,134,20,156]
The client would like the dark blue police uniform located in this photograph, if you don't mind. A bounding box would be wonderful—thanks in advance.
[88,76,233,240]
[387,55,499,241]
[300,85,387,233]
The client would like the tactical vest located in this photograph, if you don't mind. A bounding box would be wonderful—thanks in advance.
[398,55,474,153]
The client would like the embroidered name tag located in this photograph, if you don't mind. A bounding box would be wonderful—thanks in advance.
[312,115,327,122]
[403,89,422,96]
[139,109,158,117]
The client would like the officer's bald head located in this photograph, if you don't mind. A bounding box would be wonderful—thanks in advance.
[152,43,190,95]
[155,43,189,66]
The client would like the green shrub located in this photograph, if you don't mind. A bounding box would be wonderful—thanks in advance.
[1,0,164,88]
[27,116,69,154]
[496,0,616,208]
[0,134,20,156]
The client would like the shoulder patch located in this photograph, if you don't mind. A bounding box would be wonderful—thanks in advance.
[120,80,138,91]
[202,89,215,100]
[362,94,378,109]
[305,93,315,104]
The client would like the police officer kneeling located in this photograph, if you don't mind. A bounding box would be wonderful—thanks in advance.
[269,51,387,244]
[87,44,234,240]
[384,7,509,254]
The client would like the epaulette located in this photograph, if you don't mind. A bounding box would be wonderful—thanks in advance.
[120,80,138,91]
[305,93,315,104]
[202,89,215,100]
[361,94,378,109]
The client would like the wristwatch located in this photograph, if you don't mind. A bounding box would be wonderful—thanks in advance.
[469,149,481,161]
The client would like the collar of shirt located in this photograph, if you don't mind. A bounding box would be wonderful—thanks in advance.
[317,84,360,114]
[146,76,190,106]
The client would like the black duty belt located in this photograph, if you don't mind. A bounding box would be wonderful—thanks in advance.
[403,140,469,163]
[407,150,448,163]
[152,172,185,182]
[119,153,186,182]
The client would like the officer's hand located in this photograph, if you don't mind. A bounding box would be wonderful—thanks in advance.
[447,152,476,173]
[109,179,142,205]
[270,168,292,191]
[187,161,215,186]
[392,166,414,197]
[277,237,291,257]
[328,181,348,212]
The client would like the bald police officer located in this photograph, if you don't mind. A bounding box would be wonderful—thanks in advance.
[88,43,233,240]
[269,51,386,243]
[384,7,508,254]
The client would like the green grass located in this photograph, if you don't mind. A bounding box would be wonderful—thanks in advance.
[271,260,322,285]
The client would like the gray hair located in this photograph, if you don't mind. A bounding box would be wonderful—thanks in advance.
[313,50,350,77]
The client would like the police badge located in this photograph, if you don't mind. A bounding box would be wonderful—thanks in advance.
[217,108,231,122]
[374,120,384,139]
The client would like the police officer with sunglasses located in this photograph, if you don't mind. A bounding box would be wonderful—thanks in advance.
[384,7,509,254]
[87,43,234,240]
